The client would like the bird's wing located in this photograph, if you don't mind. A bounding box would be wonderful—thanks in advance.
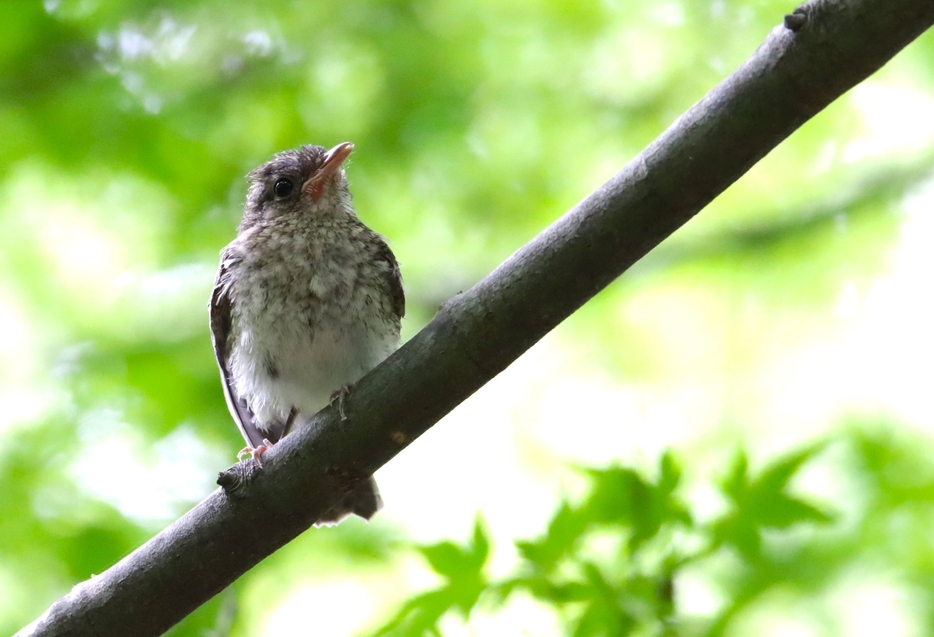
[209,252,268,450]
[375,239,405,321]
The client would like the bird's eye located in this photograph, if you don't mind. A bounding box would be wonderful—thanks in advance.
[274,178,294,198]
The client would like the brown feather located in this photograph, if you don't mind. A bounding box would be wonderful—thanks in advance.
[209,253,278,449]
[375,239,405,321]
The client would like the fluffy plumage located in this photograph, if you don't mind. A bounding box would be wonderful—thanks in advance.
[210,143,404,524]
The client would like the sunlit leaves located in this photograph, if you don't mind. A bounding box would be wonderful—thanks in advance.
[515,502,587,573]
[514,452,691,579]
[371,444,841,636]
[373,518,490,636]
[714,445,834,558]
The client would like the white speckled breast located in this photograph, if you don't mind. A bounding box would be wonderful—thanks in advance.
[222,212,400,432]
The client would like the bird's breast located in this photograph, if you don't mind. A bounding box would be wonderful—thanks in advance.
[223,229,400,427]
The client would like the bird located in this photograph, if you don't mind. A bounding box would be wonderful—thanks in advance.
[209,142,404,524]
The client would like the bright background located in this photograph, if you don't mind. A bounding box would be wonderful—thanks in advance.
[2,1,934,635]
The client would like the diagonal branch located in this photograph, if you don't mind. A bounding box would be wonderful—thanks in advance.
[18,1,934,635]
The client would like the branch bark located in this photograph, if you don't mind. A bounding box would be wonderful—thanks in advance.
[19,1,934,635]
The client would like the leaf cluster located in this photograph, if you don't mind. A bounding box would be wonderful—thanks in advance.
[370,444,834,636]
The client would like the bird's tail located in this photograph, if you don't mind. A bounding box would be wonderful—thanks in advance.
[315,476,383,526]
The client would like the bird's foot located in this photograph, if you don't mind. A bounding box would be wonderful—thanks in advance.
[330,385,351,421]
[237,438,274,468]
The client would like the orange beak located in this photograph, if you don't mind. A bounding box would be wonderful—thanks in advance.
[302,142,354,202]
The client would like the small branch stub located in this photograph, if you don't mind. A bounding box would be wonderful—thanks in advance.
[785,9,808,31]
[216,461,260,499]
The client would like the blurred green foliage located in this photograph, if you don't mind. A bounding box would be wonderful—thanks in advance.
[1,0,933,635]
[373,428,934,636]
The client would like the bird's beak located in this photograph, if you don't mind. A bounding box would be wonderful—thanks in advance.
[303,142,354,201]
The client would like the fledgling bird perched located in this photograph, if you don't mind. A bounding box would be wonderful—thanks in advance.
[209,142,404,525]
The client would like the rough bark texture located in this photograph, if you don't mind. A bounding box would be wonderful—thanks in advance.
[18,0,934,635]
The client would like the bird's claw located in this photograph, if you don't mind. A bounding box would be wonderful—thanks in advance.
[330,385,350,421]
[237,438,273,468]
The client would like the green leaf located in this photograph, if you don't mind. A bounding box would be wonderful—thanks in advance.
[711,513,761,558]
[659,451,682,495]
[516,502,586,571]
[756,495,833,529]
[416,516,491,581]
[370,589,454,637]
[584,461,692,552]
[720,450,750,503]
[568,563,634,637]
[419,542,469,580]
[754,442,827,497]
[584,466,644,525]
[470,516,490,571]
[572,601,635,637]
[713,442,833,556]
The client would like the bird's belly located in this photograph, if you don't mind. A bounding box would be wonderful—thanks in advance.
[231,320,398,428]
[275,327,378,412]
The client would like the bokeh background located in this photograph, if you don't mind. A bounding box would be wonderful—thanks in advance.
[2,0,934,635]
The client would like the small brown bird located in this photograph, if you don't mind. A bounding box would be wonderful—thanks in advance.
[209,142,404,524]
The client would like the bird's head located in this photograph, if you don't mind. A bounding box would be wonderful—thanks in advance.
[242,142,355,226]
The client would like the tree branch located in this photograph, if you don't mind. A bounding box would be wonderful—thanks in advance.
[19,1,934,635]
